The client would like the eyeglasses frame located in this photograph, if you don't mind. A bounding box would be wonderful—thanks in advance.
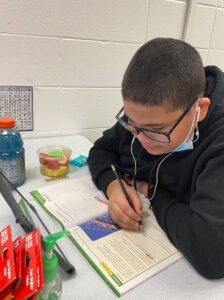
[115,97,200,143]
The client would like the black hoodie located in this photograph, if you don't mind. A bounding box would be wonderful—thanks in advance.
[88,66,224,279]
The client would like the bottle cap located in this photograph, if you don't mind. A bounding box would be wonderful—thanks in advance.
[43,231,71,283]
[0,117,15,128]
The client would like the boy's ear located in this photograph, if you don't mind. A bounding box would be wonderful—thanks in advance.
[198,97,210,122]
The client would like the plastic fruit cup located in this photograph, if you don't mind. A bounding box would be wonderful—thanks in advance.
[37,145,72,177]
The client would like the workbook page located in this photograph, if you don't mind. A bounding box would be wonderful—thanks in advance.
[31,175,108,229]
[71,206,181,294]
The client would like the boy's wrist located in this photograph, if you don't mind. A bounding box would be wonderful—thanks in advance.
[106,179,126,198]
[106,179,117,198]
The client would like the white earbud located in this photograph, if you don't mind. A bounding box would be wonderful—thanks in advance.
[195,128,199,137]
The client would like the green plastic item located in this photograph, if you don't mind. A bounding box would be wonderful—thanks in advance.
[47,150,64,157]
[43,231,71,283]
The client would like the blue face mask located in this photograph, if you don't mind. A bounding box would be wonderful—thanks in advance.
[173,105,200,153]
[173,137,194,152]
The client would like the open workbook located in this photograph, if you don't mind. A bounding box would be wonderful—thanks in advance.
[31,175,182,297]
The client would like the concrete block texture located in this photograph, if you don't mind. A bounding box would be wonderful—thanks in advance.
[60,88,122,130]
[146,0,188,40]
[0,0,61,37]
[61,39,140,87]
[0,35,61,86]
[198,0,218,5]
[34,87,122,133]
[188,4,216,48]
[207,50,224,70]
[210,8,224,49]
[0,0,148,43]
[219,0,224,8]
[197,49,209,64]
[61,0,149,43]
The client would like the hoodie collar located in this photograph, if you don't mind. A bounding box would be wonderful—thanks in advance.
[199,66,224,131]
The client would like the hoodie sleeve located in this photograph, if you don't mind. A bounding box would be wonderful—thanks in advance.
[87,122,126,195]
[151,149,224,279]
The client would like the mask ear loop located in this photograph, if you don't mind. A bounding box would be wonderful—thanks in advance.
[130,135,137,188]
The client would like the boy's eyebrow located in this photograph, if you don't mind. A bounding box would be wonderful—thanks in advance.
[125,113,168,127]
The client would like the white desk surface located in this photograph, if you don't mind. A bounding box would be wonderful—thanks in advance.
[0,135,223,300]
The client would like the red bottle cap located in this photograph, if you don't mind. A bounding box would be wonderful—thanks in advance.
[0,117,15,128]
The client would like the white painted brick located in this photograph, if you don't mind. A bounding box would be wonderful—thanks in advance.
[198,0,218,5]
[61,0,149,43]
[207,50,224,70]
[197,49,209,65]
[210,9,224,49]
[0,0,61,36]
[35,87,122,134]
[219,0,224,8]
[0,0,148,43]
[61,40,140,87]
[34,88,62,132]
[60,88,122,130]
[146,0,187,40]
[188,5,216,48]
[0,35,61,86]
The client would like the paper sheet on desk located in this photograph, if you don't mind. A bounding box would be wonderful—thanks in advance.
[30,175,108,230]
[71,206,182,296]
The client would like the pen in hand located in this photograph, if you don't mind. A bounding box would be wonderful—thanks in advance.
[111,164,143,227]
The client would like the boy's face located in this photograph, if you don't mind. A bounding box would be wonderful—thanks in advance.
[123,100,200,155]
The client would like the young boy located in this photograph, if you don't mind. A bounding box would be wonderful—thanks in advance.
[87,38,224,279]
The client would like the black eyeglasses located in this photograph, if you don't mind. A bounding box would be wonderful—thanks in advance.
[115,97,199,143]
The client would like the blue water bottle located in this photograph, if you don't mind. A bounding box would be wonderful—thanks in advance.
[0,117,26,187]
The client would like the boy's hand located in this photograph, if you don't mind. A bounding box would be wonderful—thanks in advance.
[106,179,142,230]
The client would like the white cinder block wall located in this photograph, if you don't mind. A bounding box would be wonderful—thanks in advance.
[0,0,224,142]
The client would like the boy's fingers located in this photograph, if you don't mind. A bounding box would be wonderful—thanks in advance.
[122,183,143,217]
[109,200,140,230]
[107,182,142,230]
[109,198,135,222]
[118,196,141,221]
[131,195,142,217]
[127,189,142,217]
[109,205,140,230]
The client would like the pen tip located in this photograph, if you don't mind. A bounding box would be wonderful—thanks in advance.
[138,220,143,226]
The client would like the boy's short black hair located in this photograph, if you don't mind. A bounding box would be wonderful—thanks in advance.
[121,38,205,111]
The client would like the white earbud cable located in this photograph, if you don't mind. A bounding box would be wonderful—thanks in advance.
[131,136,137,187]
[148,151,174,202]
